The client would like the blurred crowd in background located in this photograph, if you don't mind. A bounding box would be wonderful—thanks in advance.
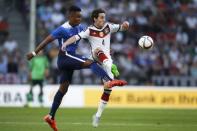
[0,0,197,86]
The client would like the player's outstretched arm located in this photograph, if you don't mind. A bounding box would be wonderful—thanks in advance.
[61,36,78,51]
[121,21,129,31]
[26,35,54,61]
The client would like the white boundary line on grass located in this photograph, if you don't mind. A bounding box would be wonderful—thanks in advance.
[0,121,197,127]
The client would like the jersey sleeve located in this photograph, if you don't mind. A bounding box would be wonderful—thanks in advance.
[109,23,121,33]
[50,27,65,39]
[75,28,90,40]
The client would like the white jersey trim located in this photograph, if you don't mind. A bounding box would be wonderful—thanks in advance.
[65,52,86,62]
[61,38,85,62]
[61,21,72,29]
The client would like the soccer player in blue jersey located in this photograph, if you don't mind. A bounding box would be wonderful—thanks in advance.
[26,6,126,131]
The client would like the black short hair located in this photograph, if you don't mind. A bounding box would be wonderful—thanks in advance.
[91,9,105,22]
[68,5,81,13]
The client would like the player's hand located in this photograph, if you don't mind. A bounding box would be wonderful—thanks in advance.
[26,52,34,61]
[122,21,129,30]
[61,45,66,52]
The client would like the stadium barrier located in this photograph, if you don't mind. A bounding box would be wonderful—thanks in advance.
[0,85,83,107]
[0,85,197,108]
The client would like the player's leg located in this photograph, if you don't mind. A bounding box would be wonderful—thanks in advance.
[81,58,127,88]
[81,60,112,80]
[61,52,126,88]
[38,80,44,103]
[44,70,73,131]
[44,81,70,131]
[79,55,125,127]
[94,48,114,79]
[93,88,112,127]
[92,49,126,127]
[26,80,36,102]
[63,53,112,81]
[49,80,71,119]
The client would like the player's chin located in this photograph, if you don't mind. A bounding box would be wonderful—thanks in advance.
[100,23,105,27]
[73,23,80,26]
[75,20,81,25]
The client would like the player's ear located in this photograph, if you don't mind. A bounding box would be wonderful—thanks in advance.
[68,12,74,18]
[68,14,71,20]
[94,18,97,23]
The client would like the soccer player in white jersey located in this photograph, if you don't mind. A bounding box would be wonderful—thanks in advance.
[61,8,129,127]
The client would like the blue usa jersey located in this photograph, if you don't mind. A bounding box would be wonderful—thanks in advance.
[51,22,85,53]
[50,21,89,83]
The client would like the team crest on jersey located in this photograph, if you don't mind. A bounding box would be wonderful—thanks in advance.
[99,32,104,37]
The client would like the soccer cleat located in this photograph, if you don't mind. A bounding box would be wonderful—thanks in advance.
[104,79,127,89]
[92,114,100,128]
[111,64,120,77]
[44,114,58,131]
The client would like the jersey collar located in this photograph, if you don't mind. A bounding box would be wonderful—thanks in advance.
[93,23,107,30]
[62,21,80,28]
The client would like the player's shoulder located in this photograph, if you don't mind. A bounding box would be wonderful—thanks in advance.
[62,22,85,31]
[61,21,72,29]
[51,22,69,33]
[77,25,91,33]
[78,24,87,31]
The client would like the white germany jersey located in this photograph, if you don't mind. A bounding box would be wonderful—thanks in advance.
[75,22,121,59]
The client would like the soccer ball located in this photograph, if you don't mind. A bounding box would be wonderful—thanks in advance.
[138,36,154,49]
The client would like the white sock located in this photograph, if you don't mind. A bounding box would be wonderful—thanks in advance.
[103,59,114,79]
[95,100,107,118]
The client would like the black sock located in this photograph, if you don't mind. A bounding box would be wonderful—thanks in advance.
[49,90,64,119]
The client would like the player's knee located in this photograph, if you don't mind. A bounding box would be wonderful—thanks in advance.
[59,81,69,94]
[94,48,103,56]
[82,59,94,68]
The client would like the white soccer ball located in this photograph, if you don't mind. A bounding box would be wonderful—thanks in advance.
[138,35,154,49]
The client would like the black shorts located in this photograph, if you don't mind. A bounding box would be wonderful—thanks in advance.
[31,80,43,87]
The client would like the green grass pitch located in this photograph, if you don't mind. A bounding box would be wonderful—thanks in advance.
[0,107,197,131]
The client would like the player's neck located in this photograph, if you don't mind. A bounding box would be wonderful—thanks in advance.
[93,24,103,29]
[69,22,78,27]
